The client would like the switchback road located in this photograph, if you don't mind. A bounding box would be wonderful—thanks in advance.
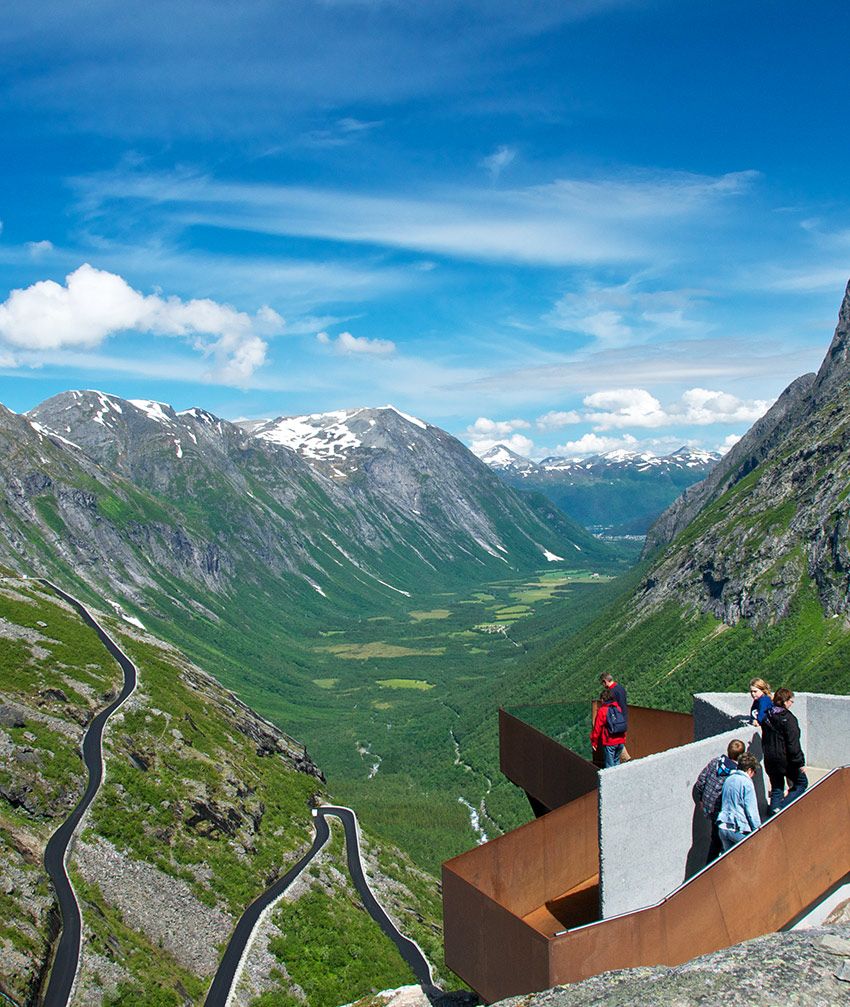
[205,805,437,1006]
[39,581,138,1007]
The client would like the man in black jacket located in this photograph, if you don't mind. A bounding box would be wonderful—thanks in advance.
[761,688,808,814]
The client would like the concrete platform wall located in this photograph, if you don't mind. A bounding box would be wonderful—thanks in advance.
[598,724,764,918]
[804,692,850,768]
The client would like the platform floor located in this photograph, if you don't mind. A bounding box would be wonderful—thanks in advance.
[523,874,601,936]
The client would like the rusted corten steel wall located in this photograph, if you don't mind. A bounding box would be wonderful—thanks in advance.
[441,870,551,1001]
[621,705,693,759]
[443,790,599,1001]
[444,769,850,1002]
[499,708,598,812]
[500,706,693,811]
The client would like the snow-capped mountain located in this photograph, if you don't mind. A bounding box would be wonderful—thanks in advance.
[478,444,539,473]
[18,393,615,621]
[483,444,721,535]
[244,405,429,477]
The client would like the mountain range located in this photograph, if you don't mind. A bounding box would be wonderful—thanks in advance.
[481,444,720,535]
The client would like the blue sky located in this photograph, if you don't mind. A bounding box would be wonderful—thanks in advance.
[2,0,849,458]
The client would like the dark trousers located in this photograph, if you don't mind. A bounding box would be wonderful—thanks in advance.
[766,764,808,814]
[706,819,724,864]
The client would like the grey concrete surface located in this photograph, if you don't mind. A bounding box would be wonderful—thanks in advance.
[693,692,750,740]
[804,692,850,769]
[598,725,764,919]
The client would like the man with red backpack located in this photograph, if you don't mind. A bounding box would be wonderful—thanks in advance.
[591,686,627,767]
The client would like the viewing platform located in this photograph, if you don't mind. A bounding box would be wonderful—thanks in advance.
[442,692,850,1002]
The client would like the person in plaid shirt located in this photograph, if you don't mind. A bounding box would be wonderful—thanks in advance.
[694,738,746,863]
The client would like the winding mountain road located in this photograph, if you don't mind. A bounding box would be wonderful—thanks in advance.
[32,580,436,1006]
[38,581,138,1007]
[205,805,437,1006]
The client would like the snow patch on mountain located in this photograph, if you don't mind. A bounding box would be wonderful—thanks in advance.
[129,399,174,425]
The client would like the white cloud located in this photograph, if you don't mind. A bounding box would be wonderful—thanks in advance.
[676,387,771,425]
[316,330,396,355]
[717,433,742,454]
[584,388,667,429]
[582,386,771,430]
[481,145,516,180]
[470,432,535,458]
[77,165,757,268]
[468,415,531,436]
[536,409,581,429]
[0,263,281,383]
[547,280,707,344]
[466,415,534,457]
[556,432,638,456]
[26,240,54,258]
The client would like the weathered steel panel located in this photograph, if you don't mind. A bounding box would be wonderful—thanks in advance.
[442,866,551,1003]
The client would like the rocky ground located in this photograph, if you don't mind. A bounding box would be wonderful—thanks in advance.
[496,921,850,1007]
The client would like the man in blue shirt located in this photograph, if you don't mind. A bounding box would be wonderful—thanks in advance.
[717,752,763,851]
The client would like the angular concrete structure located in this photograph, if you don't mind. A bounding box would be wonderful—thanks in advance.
[443,693,850,1002]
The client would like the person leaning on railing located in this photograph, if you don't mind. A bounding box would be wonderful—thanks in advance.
[694,737,746,863]
[717,752,763,851]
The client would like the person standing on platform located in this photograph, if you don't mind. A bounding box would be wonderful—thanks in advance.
[600,672,630,761]
[762,688,808,814]
[591,687,627,768]
[694,738,746,862]
[717,752,762,851]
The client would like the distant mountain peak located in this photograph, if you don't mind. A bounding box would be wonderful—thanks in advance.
[479,444,538,471]
[244,405,429,462]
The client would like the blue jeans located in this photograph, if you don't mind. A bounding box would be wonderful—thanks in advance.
[767,768,808,815]
[719,826,750,851]
[603,744,624,768]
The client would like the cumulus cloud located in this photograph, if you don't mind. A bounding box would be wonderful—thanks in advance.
[469,416,531,437]
[676,387,771,425]
[536,409,581,429]
[470,432,535,458]
[584,388,666,429]
[466,415,534,457]
[583,386,771,430]
[316,330,396,355]
[0,264,281,383]
[481,145,516,180]
[556,432,639,456]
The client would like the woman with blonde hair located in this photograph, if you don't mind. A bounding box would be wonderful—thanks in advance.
[748,678,773,726]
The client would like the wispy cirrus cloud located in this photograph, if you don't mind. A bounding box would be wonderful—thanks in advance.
[73,165,759,268]
[546,279,710,345]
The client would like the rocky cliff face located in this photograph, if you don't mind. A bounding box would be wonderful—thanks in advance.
[638,280,850,625]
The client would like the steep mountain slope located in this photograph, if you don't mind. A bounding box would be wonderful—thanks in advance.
[0,577,447,1006]
[641,279,850,625]
[483,444,719,534]
[27,392,613,599]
